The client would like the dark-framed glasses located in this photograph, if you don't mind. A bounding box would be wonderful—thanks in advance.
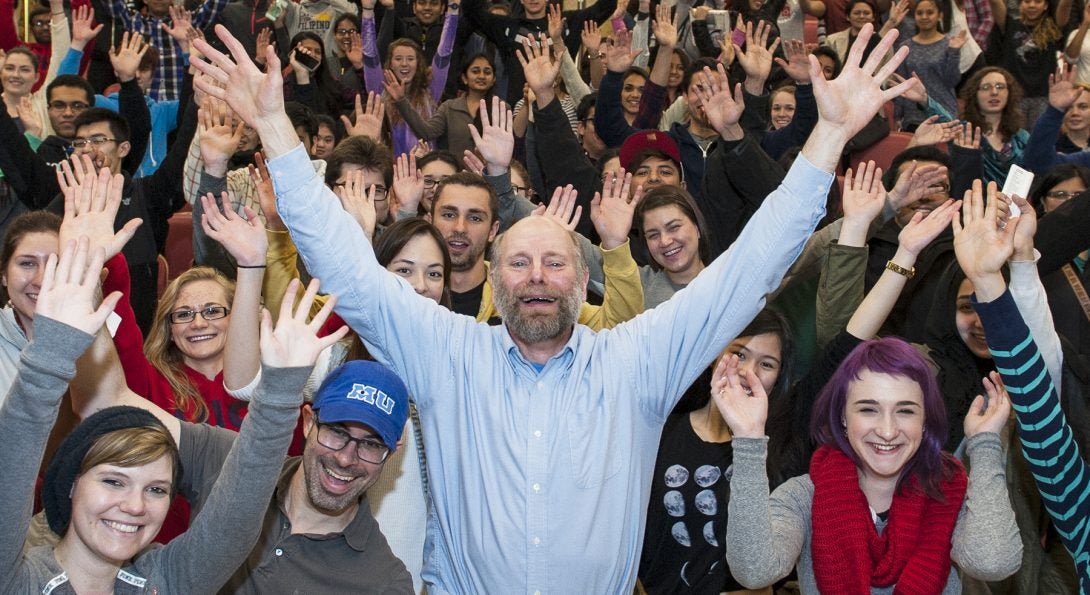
[71,135,119,149]
[316,422,390,463]
[332,182,389,202]
[335,28,359,36]
[168,305,230,324]
[1046,190,1080,202]
[48,100,90,113]
[423,175,449,190]
[511,183,535,199]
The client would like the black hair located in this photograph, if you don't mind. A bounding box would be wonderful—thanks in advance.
[73,107,131,142]
[882,145,951,190]
[285,101,319,141]
[679,57,719,95]
[577,93,597,122]
[47,74,94,105]
[1028,163,1090,216]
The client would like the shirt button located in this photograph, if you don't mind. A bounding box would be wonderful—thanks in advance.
[532,537,541,545]
[275,548,283,556]
[533,483,541,492]
[534,430,542,438]
[534,591,541,595]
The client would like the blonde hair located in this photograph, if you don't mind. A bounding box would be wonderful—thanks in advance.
[80,425,179,495]
[144,267,234,423]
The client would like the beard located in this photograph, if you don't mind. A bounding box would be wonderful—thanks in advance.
[302,451,372,513]
[493,279,583,344]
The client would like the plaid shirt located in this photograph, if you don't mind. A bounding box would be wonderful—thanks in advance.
[106,0,229,101]
[962,0,994,51]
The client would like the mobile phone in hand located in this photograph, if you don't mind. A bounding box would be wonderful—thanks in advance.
[294,48,321,71]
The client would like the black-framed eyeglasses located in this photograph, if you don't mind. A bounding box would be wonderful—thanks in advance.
[71,135,119,149]
[332,182,389,202]
[168,305,230,324]
[511,183,535,198]
[1046,190,1080,201]
[423,175,449,190]
[315,422,390,463]
[48,100,90,113]
[334,28,359,36]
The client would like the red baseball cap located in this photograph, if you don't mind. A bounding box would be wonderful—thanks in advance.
[619,131,682,172]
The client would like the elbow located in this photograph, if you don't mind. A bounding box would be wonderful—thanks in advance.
[954,532,1023,582]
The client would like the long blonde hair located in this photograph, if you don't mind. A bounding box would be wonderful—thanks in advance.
[144,267,234,423]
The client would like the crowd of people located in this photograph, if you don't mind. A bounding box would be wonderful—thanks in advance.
[2,0,1090,590]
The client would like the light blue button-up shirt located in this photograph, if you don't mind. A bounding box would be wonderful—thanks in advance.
[268,144,831,594]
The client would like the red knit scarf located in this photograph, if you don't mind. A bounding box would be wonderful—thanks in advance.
[809,446,968,594]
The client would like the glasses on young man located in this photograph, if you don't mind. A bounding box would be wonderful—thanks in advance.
[169,305,231,324]
[315,422,391,463]
[48,100,90,113]
[332,182,389,201]
[71,135,119,149]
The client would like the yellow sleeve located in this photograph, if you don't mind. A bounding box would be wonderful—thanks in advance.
[263,229,328,323]
[577,240,645,331]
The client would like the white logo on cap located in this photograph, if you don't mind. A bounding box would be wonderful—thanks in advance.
[346,383,396,415]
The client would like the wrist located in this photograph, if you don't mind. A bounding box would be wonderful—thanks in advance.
[717,122,744,141]
[744,76,766,96]
[599,234,626,251]
[890,246,918,270]
[968,272,1006,302]
[839,218,871,247]
[116,72,135,83]
[484,163,509,176]
[204,158,229,177]
[236,260,268,269]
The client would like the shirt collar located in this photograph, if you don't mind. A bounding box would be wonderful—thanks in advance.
[276,457,378,552]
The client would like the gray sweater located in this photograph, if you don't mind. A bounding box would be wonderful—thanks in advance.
[0,316,311,594]
[726,434,1023,593]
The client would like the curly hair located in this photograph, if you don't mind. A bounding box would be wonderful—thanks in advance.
[959,66,1024,141]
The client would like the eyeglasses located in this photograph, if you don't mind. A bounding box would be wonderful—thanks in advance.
[315,422,390,463]
[334,28,359,36]
[48,100,90,113]
[979,83,1008,93]
[168,305,230,324]
[1046,190,1081,201]
[423,174,449,189]
[332,182,389,201]
[71,135,119,149]
[511,183,535,198]
[32,19,50,27]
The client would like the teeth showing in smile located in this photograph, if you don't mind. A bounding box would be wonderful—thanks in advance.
[104,520,139,533]
[870,443,898,452]
[521,297,556,304]
[325,467,354,482]
[187,334,215,342]
[663,246,682,258]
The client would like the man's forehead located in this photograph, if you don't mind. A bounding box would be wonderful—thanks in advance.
[503,217,574,251]
[897,159,947,178]
[338,164,383,184]
[75,122,111,137]
[435,185,492,213]
[636,156,679,171]
[319,416,381,438]
[50,86,91,103]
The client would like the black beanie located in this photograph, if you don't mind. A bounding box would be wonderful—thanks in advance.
[43,406,180,535]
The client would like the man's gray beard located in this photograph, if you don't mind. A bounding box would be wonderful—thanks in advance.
[493,280,583,344]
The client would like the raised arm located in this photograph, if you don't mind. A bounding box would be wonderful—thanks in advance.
[428,6,460,102]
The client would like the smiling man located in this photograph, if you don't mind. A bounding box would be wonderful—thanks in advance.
[193,21,918,593]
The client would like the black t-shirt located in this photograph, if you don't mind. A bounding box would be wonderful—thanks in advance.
[986,14,1060,97]
[451,280,486,318]
[638,413,744,594]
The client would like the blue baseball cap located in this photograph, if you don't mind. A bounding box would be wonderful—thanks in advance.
[312,361,410,451]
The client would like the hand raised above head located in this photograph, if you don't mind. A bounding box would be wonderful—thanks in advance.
[260,278,349,369]
[35,237,122,337]
[191,25,286,133]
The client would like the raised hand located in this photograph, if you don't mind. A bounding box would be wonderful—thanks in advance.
[383,69,407,101]
[652,3,679,49]
[963,372,1012,438]
[693,63,745,139]
[110,31,149,83]
[260,278,350,369]
[881,0,911,33]
[602,29,641,73]
[191,25,287,137]
[410,139,432,159]
[809,24,916,150]
[57,155,142,260]
[886,160,950,213]
[532,185,582,230]
[346,32,364,69]
[35,238,121,335]
[888,72,928,104]
[392,153,424,215]
[71,5,103,51]
[341,92,385,140]
[897,197,960,256]
[462,150,485,175]
[518,33,561,104]
[907,115,961,147]
[734,20,780,91]
[17,95,42,139]
[840,161,887,230]
[548,3,565,48]
[161,5,194,48]
[590,170,637,250]
[250,152,284,231]
[254,28,272,66]
[198,97,245,176]
[953,121,982,150]
[581,21,602,55]
[774,39,811,84]
[948,29,967,49]
[952,180,1020,285]
[335,170,378,240]
[1049,63,1081,112]
[709,353,768,439]
[1009,193,1037,261]
[200,192,268,267]
[468,96,514,174]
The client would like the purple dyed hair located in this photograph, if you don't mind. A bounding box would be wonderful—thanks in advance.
[810,337,958,500]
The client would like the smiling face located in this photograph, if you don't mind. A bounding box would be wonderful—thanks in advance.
[642,204,702,280]
[386,233,446,302]
[492,217,586,345]
[313,123,337,160]
[74,121,131,175]
[66,459,173,566]
[631,156,682,191]
[914,0,942,32]
[770,89,796,130]
[521,0,548,17]
[844,370,925,485]
[848,1,876,32]
[955,278,991,358]
[621,72,646,117]
[431,184,498,272]
[976,71,1010,115]
[168,279,230,370]
[1064,89,1090,134]
[724,333,782,395]
[667,52,685,89]
[1,52,37,98]
[461,56,495,95]
[3,231,57,328]
[333,17,359,54]
[301,407,387,513]
[421,159,457,212]
[1043,176,1087,213]
[1019,0,1048,23]
[390,45,420,84]
[414,0,444,24]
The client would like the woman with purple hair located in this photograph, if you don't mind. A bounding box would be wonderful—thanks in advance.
[716,332,1022,591]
